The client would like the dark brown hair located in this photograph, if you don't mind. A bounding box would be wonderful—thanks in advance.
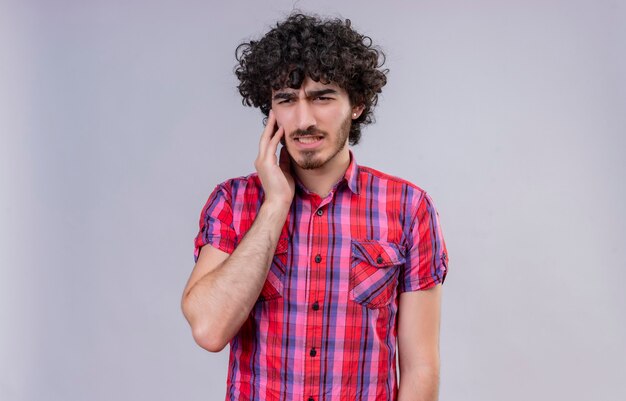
[234,13,388,145]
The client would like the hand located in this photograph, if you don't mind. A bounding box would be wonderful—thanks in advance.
[254,110,295,207]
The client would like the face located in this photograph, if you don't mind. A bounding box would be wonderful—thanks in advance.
[271,77,362,170]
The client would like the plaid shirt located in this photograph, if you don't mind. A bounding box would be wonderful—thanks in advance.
[193,151,449,401]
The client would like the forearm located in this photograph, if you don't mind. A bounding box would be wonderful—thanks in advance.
[397,365,440,401]
[182,201,289,351]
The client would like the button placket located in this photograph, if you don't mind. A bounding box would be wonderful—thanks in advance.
[305,196,333,399]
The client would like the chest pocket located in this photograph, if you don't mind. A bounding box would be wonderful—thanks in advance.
[258,236,288,302]
[350,240,406,309]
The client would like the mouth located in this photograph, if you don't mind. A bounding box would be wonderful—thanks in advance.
[294,136,323,144]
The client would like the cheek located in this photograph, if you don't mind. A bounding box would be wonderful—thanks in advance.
[322,102,351,121]
[325,110,351,130]
[273,110,290,130]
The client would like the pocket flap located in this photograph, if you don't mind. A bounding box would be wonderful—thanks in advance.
[351,240,405,267]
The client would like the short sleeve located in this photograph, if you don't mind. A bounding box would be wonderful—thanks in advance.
[399,192,449,292]
[193,183,237,263]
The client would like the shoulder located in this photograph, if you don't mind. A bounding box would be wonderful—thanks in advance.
[212,172,263,199]
[199,172,264,223]
[357,164,427,201]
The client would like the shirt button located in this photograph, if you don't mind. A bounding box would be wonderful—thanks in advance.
[308,398,315,401]
[309,348,317,357]
[312,301,320,311]
[314,254,322,263]
[316,209,323,216]
[376,255,384,264]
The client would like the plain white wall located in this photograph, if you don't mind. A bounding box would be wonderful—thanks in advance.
[1,0,624,400]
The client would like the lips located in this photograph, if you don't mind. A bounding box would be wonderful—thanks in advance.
[293,135,324,149]
[295,136,323,144]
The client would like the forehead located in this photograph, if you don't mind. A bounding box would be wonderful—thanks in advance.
[271,77,346,94]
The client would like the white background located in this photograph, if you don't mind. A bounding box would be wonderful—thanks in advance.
[1,0,625,400]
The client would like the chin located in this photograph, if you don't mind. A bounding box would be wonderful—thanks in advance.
[295,153,325,170]
[284,147,321,170]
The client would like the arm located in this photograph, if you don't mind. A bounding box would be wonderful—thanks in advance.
[397,284,442,401]
[181,111,294,352]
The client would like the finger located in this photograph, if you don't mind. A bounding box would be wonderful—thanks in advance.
[258,110,277,157]
[268,125,285,155]
[262,110,276,138]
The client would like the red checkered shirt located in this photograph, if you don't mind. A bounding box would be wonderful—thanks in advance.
[193,151,449,401]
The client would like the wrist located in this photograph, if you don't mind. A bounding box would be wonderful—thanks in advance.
[262,198,292,213]
[259,200,291,225]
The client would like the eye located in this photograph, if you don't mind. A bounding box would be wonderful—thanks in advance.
[314,96,332,102]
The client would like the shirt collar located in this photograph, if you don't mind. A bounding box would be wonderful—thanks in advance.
[344,149,360,195]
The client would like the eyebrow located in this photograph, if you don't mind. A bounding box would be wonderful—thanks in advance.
[272,92,296,101]
[307,88,338,97]
[272,88,338,101]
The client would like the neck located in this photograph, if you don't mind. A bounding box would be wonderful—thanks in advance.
[294,149,351,198]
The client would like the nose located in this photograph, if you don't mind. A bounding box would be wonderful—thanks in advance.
[295,100,316,131]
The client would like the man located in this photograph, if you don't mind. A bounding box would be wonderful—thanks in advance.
[181,13,449,401]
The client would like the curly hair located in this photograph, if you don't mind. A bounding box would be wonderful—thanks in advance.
[234,12,388,145]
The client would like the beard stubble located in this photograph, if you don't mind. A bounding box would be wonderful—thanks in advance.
[290,114,352,170]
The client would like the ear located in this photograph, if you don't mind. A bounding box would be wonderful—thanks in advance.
[351,105,365,120]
